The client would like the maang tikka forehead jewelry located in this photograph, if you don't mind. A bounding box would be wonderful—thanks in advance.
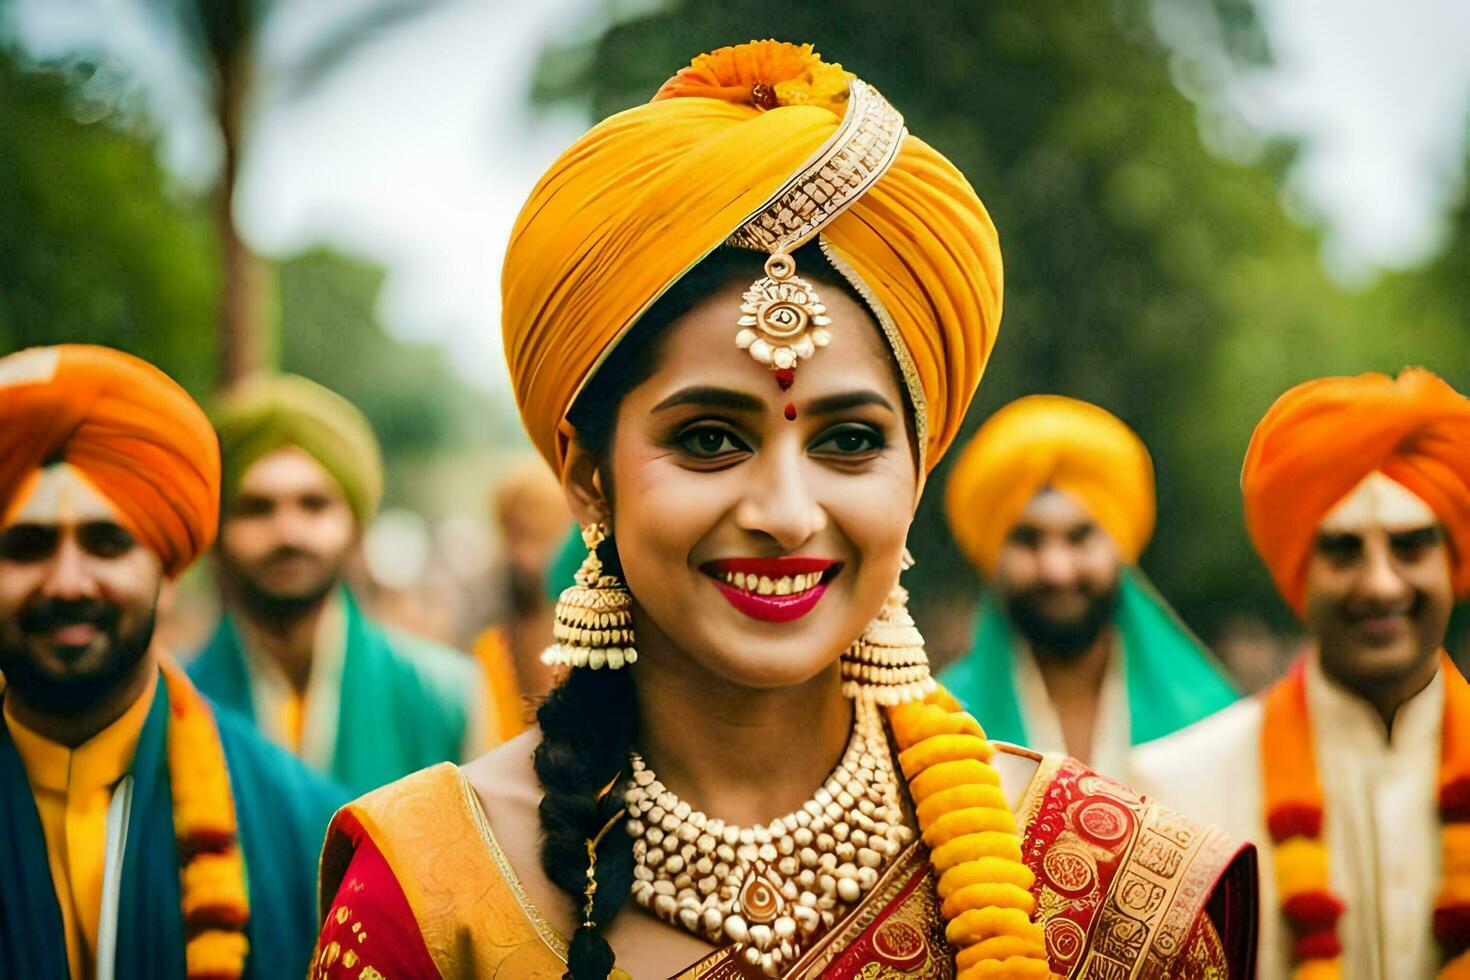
[725,79,907,379]
[735,252,832,371]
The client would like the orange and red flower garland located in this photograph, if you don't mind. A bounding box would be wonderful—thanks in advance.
[1262,654,1470,979]
[159,659,251,980]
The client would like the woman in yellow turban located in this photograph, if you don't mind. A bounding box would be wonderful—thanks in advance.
[311,41,1254,980]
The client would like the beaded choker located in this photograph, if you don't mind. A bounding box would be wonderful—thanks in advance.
[625,698,911,976]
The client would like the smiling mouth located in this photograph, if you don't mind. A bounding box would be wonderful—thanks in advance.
[702,557,840,623]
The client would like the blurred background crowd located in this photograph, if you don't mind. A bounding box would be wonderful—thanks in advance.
[4,0,1470,705]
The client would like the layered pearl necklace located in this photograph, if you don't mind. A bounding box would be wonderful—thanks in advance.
[625,698,912,976]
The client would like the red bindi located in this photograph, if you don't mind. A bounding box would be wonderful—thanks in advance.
[773,368,795,392]
[784,402,797,421]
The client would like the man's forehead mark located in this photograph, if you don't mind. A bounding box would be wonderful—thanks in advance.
[0,347,60,389]
[1319,471,1438,534]
[6,463,122,527]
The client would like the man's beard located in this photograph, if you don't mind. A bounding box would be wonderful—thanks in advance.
[1004,584,1120,662]
[506,564,548,617]
[0,599,156,715]
[224,547,342,626]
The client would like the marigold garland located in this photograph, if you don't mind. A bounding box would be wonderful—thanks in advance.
[160,659,250,979]
[887,687,1049,979]
[1262,654,1470,978]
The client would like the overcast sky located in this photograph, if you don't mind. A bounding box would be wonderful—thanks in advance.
[11,0,1470,393]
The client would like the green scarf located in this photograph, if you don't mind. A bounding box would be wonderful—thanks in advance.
[190,588,472,796]
[938,567,1238,747]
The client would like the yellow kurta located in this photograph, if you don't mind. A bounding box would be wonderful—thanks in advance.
[4,671,157,980]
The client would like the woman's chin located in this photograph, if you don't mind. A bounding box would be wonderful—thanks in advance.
[685,632,849,691]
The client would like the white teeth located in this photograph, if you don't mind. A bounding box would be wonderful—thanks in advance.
[719,569,828,594]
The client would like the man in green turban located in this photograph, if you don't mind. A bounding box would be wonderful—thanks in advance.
[189,374,489,795]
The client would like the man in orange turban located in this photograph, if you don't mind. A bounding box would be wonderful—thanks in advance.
[0,345,343,980]
[1135,369,1470,979]
[941,395,1237,776]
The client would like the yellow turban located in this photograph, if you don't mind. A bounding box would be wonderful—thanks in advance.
[502,41,1002,477]
[945,395,1156,574]
[0,345,220,577]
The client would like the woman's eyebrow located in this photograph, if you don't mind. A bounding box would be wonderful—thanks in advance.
[651,386,765,413]
[804,390,896,415]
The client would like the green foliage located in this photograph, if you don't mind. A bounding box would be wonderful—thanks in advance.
[532,0,1470,641]
[278,249,526,507]
[0,50,218,394]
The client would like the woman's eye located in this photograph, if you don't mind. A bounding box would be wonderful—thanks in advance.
[678,426,747,458]
[812,425,884,456]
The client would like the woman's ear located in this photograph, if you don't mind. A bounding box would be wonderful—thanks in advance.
[559,432,609,527]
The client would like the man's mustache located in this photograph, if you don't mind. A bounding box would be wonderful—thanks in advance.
[259,546,322,566]
[18,598,120,636]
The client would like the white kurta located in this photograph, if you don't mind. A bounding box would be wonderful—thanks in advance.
[1014,636,1133,781]
[1131,656,1444,980]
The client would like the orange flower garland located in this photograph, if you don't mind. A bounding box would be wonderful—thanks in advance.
[887,687,1050,979]
[1262,654,1470,978]
[160,659,250,980]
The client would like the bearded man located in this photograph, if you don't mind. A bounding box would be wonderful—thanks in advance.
[189,374,488,795]
[0,345,343,979]
[940,395,1237,775]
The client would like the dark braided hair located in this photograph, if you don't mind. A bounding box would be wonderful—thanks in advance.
[532,245,856,978]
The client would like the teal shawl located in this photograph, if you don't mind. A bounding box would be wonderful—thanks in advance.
[190,588,475,796]
[938,567,1238,746]
[0,669,345,979]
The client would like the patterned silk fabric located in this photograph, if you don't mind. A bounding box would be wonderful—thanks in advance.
[311,752,1252,979]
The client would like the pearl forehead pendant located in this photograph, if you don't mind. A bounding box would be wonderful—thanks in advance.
[735,251,833,372]
[624,699,911,976]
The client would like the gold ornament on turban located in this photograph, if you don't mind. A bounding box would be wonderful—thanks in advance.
[502,39,1003,488]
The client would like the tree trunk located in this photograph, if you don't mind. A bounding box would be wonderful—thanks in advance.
[214,47,272,389]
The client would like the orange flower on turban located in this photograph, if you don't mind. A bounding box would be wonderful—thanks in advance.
[945,395,1155,575]
[0,345,220,577]
[502,40,1002,479]
[1242,369,1470,614]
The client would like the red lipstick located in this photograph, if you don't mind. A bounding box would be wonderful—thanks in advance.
[703,557,839,623]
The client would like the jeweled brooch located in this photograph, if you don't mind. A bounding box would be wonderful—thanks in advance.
[736,251,832,371]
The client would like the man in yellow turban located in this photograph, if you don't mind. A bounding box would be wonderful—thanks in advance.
[1135,369,1470,979]
[310,42,1255,980]
[0,345,344,980]
[941,395,1237,776]
[189,373,489,795]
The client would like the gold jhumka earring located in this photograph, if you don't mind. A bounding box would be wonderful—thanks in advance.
[840,550,935,705]
[543,522,637,671]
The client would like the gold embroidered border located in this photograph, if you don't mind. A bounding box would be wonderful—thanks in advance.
[727,79,906,255]
[1074,800,1231,980]
[457,769,571,961]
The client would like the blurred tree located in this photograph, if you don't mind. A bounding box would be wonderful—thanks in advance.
[532,0,1470,648]
[0,49,516,501]
[0,49,217,393]
[140,0,448,386]
[278,249,526,507]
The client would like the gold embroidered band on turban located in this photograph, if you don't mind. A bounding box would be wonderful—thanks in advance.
[501,41,1003,481]
[945,395,1156,575]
